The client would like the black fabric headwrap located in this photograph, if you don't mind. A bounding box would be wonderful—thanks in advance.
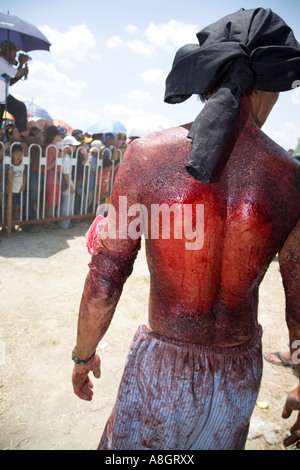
[164,8,300,182]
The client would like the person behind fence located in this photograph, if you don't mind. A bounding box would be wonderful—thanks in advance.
[72,129,91,220]
[89,140,104,211]
[96,133,120,203]
[4,124,28,156]
[103,133,121,169]
[117,133,127,156]
[0,41,29,134]
[3,127,27,223]
[44,125,61,229]
[6,144,26,221]
[59,135,80,229]
[288,149,295,159]
[72,8,300,450]
[93,136,113,205]
[22,121,46,233]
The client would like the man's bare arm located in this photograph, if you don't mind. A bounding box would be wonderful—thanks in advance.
[279,219,300,448]
[72,142,142,400]
[279,219,300,379]
[72,242,139,401]
[75,241,140,361]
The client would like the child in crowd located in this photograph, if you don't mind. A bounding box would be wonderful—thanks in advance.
[7,144,26,221]
[93,134,119,206]
[89,140,104,210]
[44,126,61,229]
[59,135,80,229]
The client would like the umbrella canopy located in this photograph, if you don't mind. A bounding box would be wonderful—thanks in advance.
[24,100,53,121]
[86,119,127,135]
[0,13,51,52]
[1,109,14,125]
[53,119,73,131]
[2,109,14,120]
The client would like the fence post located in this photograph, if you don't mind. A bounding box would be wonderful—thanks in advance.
[6,166,13,238]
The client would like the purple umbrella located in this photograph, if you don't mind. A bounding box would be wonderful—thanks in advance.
[0,12,51,52]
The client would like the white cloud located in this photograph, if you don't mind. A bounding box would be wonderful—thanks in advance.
[123,90,153,102]
[291,83,300,105]
[127,40,154,56]
[140,68,167,85]
[104,104,136,117]
[67,108,100,131]
[14,60,85,99]
[264,121,300,150]
[106,35,154,56]
[125,24,140,34]
[106,19,197,57]
[144,20,198,50]
[102,104,172,135]
[12,60,87,125]
[106,35,124,49]
[39,23,99,68]
[125,113,171,135]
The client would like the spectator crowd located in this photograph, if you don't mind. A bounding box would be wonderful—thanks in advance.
[0,118,128,233]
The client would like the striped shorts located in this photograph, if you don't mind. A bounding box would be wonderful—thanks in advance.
[98,322,263,450]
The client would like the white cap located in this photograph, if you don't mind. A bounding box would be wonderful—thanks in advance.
[63,135,81,146]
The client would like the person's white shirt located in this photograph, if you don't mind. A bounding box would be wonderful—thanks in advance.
[62,153,75,195]
[0,56,17,104]
[11,162,25,193]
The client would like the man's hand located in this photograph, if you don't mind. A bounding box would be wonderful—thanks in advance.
[72,354,101,401]
[23,64,29,78]
[282,386,300,448]
[18,54,28,66]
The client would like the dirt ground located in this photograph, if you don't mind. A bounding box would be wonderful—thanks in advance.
[0,222,299,451]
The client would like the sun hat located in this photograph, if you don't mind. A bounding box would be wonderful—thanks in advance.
[63,135,81,146]
[83,135,93,144]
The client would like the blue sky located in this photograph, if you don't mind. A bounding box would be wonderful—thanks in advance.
[1,0,299,149]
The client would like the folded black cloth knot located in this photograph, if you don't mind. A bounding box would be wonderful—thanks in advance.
[186,57,254,182]
[222,55,254,95]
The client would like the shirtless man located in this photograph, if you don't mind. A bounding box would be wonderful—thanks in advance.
[72,8,300,449]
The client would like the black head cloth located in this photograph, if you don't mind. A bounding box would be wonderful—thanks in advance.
[164,8,300,182]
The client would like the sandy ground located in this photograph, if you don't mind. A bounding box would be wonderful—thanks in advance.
[0,222,299,451]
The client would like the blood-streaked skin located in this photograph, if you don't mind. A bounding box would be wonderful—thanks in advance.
[81,98,300,350]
